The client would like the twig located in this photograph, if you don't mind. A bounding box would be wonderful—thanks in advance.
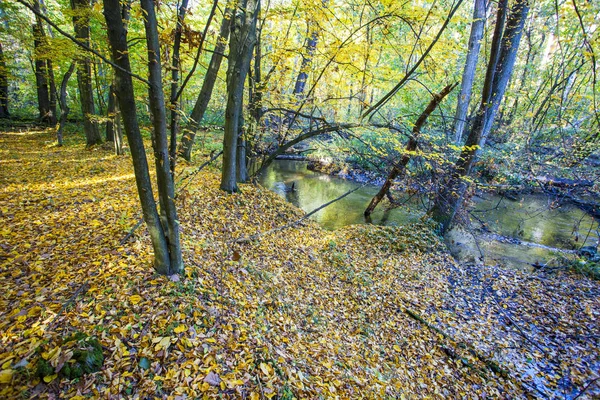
[48,282,90,329]
[235,184,366,243]
[176,150,223,192]
[120,218,144,245]
[572,376,600,400]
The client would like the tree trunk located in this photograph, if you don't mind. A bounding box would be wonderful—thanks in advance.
[429,0,529,234]
[103,0,175,275]
[105,81,116,142]
[365,83,457,216]
[0,42,9,118]
[178,8,233,161]
[32,17,56,124]
[168,0,189,175]
[220,0,258,193]
[453,0,486,143]
[57,63,75,146]
[71,0,102,146]
[140,0,183,274]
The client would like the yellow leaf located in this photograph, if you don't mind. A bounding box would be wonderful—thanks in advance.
[393,345,402,352]
[174,325,186,334]
[155,336,171,351]
[130,295,142,305]
[259,362,273,376]
[43,374,57,383]
[0,369,14,384]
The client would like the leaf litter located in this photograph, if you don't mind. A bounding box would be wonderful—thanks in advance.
[0,128,598,399]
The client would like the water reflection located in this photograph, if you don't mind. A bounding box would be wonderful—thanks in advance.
[259,160,421,229]
[259,160,598,268]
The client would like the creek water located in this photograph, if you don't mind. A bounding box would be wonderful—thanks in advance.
[260,160,598,269]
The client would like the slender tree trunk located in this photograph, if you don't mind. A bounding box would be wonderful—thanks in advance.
[71,0,102,146]
[0,42,9,118]
[105,81,116,142]
[292,30,318,97]
[168,0,189,175]
[453,0,486,143]
[429,0,529,234]
[178,8,233,161]
[57,63,75,146]
[32,18,55,124]
[103,0,174,275]
[221,0,258,192]
[365,83,457,216]
[140,0,183,274]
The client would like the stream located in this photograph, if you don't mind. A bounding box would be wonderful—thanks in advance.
[260,160,598,269]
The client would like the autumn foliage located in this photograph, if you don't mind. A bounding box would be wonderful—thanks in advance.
[1,129,599,398]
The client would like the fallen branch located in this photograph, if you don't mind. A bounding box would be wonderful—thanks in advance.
[235,184,366,243]
[48,282,90,329]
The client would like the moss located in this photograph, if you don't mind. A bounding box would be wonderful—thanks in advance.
[36,333,104,381]
[35,359,53,378]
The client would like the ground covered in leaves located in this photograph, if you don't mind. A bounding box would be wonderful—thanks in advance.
[1,127,599,399]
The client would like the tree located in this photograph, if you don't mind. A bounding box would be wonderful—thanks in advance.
[56,62,75,146]
[429,0,530,234]
[220,0,258,192]
[103,0,182,275]
[364,82,457,216]
[31,0,57,125]
[453,0,487,143]
[178,6,233,161]
[0,41,8,118]
[71,0,102,146]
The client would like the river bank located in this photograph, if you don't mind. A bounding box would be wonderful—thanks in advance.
[1,128,599,398]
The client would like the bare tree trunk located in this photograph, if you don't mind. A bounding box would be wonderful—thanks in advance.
[140,0,183,274]
[365,83,457,216]
[57,63,75,146]
[221,0,258,193]
[178,7,232,161]
[32,9,56,125]
[105,81,116,142]
[71,0,101,146]
[168,0,189,175]
[103,0,174,275]
[0,42,9,118]
[429,0,529,234]
[453,0,486,143]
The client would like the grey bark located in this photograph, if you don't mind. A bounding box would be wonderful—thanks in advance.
[453,0,486,143]
[105,82,116,142]
[71,0,102,146]
[103,0,174,274]
[220,0,258,192]
[179,8,233,161]
[430,0,529,234]
[57,63,75,146]
[140,0,183,274]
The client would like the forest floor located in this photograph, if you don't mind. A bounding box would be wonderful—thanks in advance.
[1,127,599,399]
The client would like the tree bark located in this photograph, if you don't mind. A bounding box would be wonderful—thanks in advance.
[168,0,189,175]
[453,0,486,143]
[220,0,258,193]
[105,81,116,142]
[429,0,529,234]
[140,0,183,274]
[32,10,56,125]
[71,0,102,146]
[57,63,75,146]
[365,83,457,216]
[103,0,174,275]
[178,8,233,161]
[0,42,9,118]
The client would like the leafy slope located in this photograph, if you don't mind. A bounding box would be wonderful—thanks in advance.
[0,128,597,399]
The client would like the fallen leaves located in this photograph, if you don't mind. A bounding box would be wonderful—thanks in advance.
[0,129,598,399]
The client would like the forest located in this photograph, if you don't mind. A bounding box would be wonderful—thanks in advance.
[0,0,599,398]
